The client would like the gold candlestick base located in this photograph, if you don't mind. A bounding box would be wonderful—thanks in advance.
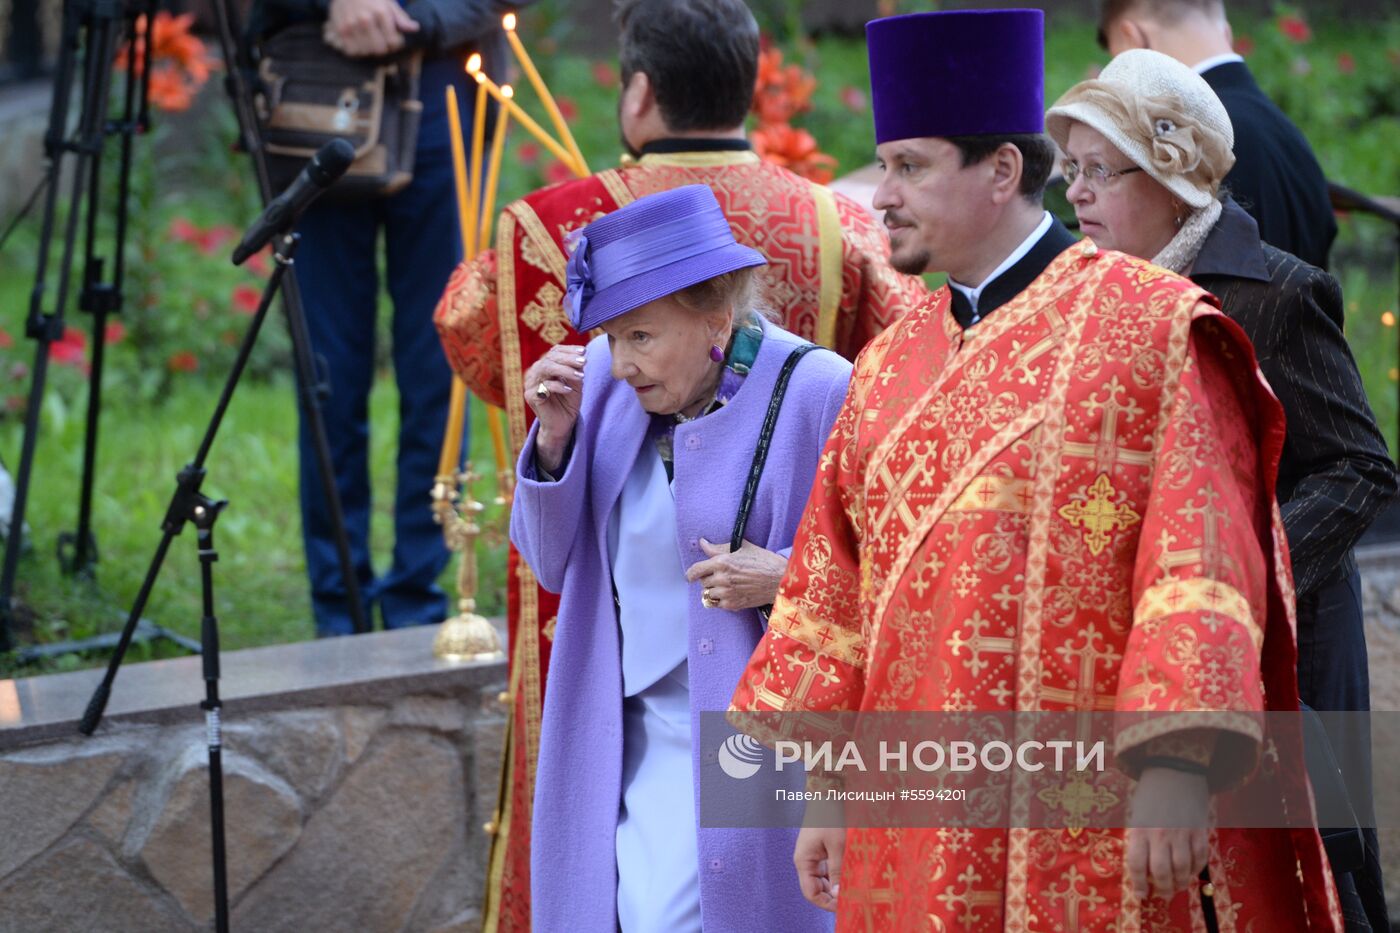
[431,461,505,663]
[433,599,504,663]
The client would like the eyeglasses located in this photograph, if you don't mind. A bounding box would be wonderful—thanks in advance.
[1060,159,1144,189]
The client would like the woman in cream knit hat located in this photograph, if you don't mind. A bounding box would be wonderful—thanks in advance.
[1049,48,1396,933]
[1047,47,1236,272]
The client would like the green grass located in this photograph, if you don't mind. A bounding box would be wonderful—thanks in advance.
[0,376,508,677]
[1,7,1396,674]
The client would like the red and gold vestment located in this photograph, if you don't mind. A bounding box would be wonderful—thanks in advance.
[731,240,1342,932]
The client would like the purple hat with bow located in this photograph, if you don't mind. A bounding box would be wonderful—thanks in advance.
[564,184,766,333]
[866,9,1045,144]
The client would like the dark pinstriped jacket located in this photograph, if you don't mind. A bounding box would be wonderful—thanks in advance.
[1191,198,1397,595]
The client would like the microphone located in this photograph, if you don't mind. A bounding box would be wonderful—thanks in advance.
[231,138,355,265]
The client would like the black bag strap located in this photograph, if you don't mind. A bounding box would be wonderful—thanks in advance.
[730,343,819,552]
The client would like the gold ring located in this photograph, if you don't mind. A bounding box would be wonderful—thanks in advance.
[535,383,551,400]
[702,589,717,609]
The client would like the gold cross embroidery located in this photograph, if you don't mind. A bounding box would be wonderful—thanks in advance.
[935,865,1002,925]
[1062,377,1152,471]
[1058,473,1141,556]
[946,613,1014,676]
[1035,771,1121,838]
[1165,484,1238,579]
[520,282,570,344]
[1043,864,1109,925]
[872,441,937,536]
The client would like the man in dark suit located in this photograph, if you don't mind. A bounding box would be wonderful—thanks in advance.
[1097,0,1338,268]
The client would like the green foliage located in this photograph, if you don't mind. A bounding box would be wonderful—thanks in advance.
[1,5,1396,670]
[0,381,508,677]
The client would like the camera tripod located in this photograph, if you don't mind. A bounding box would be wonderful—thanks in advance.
[0,0,368,653]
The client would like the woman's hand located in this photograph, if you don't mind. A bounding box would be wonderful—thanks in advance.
[524,344,586,475]
[685,538,788,611]
[794,825,843,912]
[1125,766,1211,902]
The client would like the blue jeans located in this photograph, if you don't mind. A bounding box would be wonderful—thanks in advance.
[292,58,470,636]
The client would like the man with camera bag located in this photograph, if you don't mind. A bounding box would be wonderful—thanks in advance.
[251,0,518,636]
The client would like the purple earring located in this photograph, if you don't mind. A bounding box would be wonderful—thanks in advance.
[709,343,724,363]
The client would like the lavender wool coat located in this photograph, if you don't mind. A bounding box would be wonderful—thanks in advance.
[511,318,849,933]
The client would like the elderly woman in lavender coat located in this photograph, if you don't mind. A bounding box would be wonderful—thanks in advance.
[510,185,848,933]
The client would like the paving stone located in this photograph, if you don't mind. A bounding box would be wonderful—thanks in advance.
[232,731,464,932]
[0,837,188,933]
[138,745,302,923]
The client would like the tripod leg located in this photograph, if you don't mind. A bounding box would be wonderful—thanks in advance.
[65,8,139,578]
[0,0,121,641]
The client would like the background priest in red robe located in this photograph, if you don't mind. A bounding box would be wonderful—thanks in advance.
[730,9,1343,931]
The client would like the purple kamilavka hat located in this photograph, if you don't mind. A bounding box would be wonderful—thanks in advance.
[866,9,1045,144]
[564,184,766,333]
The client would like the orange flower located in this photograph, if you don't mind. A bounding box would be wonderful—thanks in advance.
[148,68,195,112]
[750,124,836,184]
[116,13,214,81]
[752,47,815,126]
[115,12,217,112]
[167,350,199,373]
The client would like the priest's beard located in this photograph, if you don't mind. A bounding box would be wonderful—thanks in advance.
[890,247,932,276]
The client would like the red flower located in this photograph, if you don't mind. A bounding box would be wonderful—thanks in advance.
[194,224,236,256]
[5,395,26,414]
[1337,52,1356,74]
[50,326,88,369]
[231,284,261,315]
[0,328,12,350]
[169,216,201,244]
[167,351,198,373]
[592,61,618,88]
[544,160,574,186]
[1278,14,1311,43]
[104,321,126,345]
[750,124,837,184]
[1233,35,1254,56]
[245,247,271,277]
[556,96,578,122]
[840,86,867,113]
[517,142,540,165]
[221,330,240,347]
